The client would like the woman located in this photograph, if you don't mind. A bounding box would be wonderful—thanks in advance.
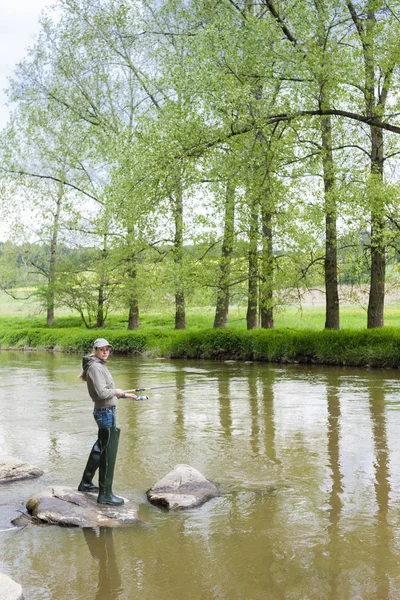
[78,338,136,505]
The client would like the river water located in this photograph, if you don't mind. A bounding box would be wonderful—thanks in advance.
[1,351,400,599]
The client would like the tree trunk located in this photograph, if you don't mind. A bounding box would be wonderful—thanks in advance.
[368,125,385,328]
[214,181,235,328]
[347,4,387,328]
[246,200,259,330]
[314,1,340,330]
[96,283,105,328]
[128,299,139,330]
[46,184,63,326]
[321,114,340,330]
[260,195,274,329]
[172,182,186,330]
[127,256,139,330]
[96,237,107,328]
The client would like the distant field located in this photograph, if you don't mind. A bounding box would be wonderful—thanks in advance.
[2,289,400,330]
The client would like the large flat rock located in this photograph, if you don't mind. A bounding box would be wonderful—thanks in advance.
[0,573,24,600]
[0,456,43,483]
[13,486,139,528]
[147,464,218,510]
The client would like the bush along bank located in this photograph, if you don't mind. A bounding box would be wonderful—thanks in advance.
[1,327,400,368]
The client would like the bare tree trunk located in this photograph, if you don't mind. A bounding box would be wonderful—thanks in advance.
[368,125,385,328]
[260,198,274,329]
[126,244,139,329]
[172,182,186,330]
[96,283,105,328]
[321,114,340,330]
[127,288,139,330]
[46,184,63,326]
[127,266,139,330]
[246,200,259,330]
[96,237,107,328]
[214,181,235,328]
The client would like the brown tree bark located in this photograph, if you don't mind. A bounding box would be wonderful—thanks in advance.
[127,263,139,330]
[46,183,63,326]
[96,237,108,328]
[125,234,139,330]
[96,283,105,328]
[246,199,259,330]
[260,198,274,329]
[214,181,235,328]
[368,126,385,328]
[322,114,340,330]
[172,182,186,330]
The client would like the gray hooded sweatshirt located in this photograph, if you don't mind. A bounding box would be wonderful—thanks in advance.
[82,354,117,409]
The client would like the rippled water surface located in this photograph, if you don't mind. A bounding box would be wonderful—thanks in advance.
[1,351,400,599]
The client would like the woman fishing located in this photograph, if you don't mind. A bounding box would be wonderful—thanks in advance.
[78,338,136,505]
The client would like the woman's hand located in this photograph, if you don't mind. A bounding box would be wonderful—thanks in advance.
[116,389,137,399]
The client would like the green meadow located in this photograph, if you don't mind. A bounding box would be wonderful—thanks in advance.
[2,292,400,368]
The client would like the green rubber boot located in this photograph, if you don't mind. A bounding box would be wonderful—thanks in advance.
[78,440,101,493]
[97,427,124,506]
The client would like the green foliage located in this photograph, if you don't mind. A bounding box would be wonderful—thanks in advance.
[1,0,400,333]
[1,324,400,367]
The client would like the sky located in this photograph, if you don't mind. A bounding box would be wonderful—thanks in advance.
[0,1,52,129]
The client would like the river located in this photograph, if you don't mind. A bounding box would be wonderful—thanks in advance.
[1,351,400,599]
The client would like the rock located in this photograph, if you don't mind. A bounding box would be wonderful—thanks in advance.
[17,486,139,528]
[0,456,43,484]
[0,573,24,600]
[147,464,218,510]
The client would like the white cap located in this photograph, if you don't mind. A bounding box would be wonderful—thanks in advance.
[93,338,113,348]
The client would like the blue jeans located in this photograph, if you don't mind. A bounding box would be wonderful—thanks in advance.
[93,407,117,429]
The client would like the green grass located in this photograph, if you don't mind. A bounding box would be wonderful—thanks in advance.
[1,301,399,331]
[1,325,400,368]
[3,291,400,367]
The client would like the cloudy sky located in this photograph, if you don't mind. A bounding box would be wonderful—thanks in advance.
[0,1,52,129]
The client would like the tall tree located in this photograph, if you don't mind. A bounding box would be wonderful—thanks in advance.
[213,179,236,328]
[345,0,399,327]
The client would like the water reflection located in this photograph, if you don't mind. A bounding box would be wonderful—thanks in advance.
[369,382,391,599]
[2,355,400,599]
[173,368,186,443]
[218,378,232,438]
[249,375,261,456]
[326,377,343,599]
[261,368,277,464]
[83,528,122,600]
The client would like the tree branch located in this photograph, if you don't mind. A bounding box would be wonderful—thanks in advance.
[1,168,100,202]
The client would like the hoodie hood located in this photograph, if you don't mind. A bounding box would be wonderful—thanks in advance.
[81,354,104,380]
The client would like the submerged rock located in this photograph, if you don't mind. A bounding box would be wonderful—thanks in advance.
[0,573,24,600]
[0,456,43,484]
[147,464,218,510]
[14,486,139,528]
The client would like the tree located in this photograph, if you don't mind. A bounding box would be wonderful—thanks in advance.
[345,0,400,327]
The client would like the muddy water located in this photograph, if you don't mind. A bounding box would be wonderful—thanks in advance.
[1,352,400,599]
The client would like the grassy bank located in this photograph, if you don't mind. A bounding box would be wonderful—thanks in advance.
[1,325,400,368]
[2,292,400,367]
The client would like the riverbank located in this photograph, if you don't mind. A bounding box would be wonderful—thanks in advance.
[1,326,400,368]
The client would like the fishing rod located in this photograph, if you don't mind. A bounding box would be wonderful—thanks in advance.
[125,383,207,393]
